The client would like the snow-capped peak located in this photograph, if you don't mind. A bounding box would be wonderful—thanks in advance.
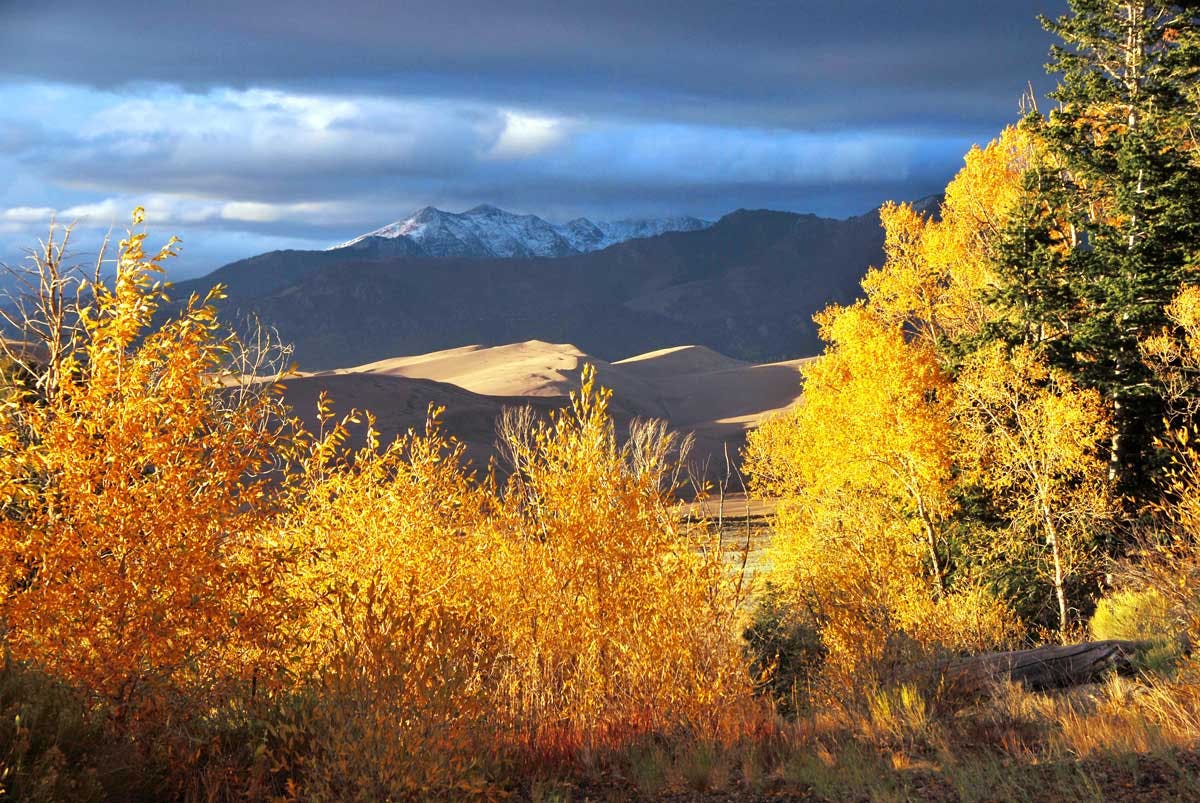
[329,205,713,258]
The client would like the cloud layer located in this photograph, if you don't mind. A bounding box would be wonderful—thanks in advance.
[0,1,1064,276]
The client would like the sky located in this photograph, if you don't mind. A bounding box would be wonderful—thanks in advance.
[0,0,1064,278]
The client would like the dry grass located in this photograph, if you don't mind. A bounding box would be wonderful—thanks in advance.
[552,663,1200,801]
[5,607,1200,801]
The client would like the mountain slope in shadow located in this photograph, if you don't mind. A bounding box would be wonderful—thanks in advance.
[174,207,886,370]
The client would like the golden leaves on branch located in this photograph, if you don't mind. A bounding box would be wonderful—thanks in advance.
[955,343,1116,635]
[0,210,292,704]
[862,125,1048,350]
[745,123,1094,678]
[745,301,1018,683]
[265,364,753,792]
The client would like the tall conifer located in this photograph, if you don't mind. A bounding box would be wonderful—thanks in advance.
[994,1,1200,491]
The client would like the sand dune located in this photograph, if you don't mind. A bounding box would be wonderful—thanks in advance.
[325,340,668,418]
[333,341,593,397]
[613,344,748,376]
[323,340,807,427]
[280,371,562,469]
[282,340,809,475]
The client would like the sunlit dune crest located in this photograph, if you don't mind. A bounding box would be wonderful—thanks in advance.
[279,339,808,470]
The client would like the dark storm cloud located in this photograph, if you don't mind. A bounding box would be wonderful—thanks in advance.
[0,1,1069,276]
[1,0,1062,131]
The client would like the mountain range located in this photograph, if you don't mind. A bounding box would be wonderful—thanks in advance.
[173,201,920,370]
[330,204,713,258]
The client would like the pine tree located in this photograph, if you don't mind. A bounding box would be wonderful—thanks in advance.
[994,1,1200,492]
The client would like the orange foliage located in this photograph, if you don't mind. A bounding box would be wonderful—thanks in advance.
[266,404,502,798]
[0,213,757,798]
[0,211,292,705]
[488,372,753,744]
[265,370,755,796]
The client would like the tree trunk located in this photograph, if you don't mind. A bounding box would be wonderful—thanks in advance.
[917,498,946,598]
[946,639,1146,693]
[1050,537,1068,637]
[1109,394,1124,484]
[1041,501,1070,637]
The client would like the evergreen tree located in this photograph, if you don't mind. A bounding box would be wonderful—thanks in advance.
[993,0,1200,493]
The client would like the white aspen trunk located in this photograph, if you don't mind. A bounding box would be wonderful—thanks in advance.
[918,499,946,598]
[1109,396,1123,483]
[1043,506,1070,637]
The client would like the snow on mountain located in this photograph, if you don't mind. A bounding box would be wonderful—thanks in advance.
[330,205,713,258]
[559,217,607,252]
[593,216,712,248]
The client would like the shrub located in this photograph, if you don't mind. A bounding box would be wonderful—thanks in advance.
[265,406,502,799]
[259,369,756,797]
[488,375,755,748]
[1091,588,1177,643]
[742,586,826,717]
[0,657,110,802]
[0,212,294,708]
[1091,587,1185,674]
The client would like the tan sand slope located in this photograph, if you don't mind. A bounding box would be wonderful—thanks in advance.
[280,371,562,470]
[324,340,669,419]
[613,344,749,376]
[332,341,591,397]
[282,340,810,476]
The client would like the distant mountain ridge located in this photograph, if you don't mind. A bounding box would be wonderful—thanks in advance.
[175,203,902,370]
[330,204,713,258]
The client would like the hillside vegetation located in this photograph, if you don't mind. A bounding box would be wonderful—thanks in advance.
[2,1,1200,800]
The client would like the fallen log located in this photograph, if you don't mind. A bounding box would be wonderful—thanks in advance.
[945,639,1148,693]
